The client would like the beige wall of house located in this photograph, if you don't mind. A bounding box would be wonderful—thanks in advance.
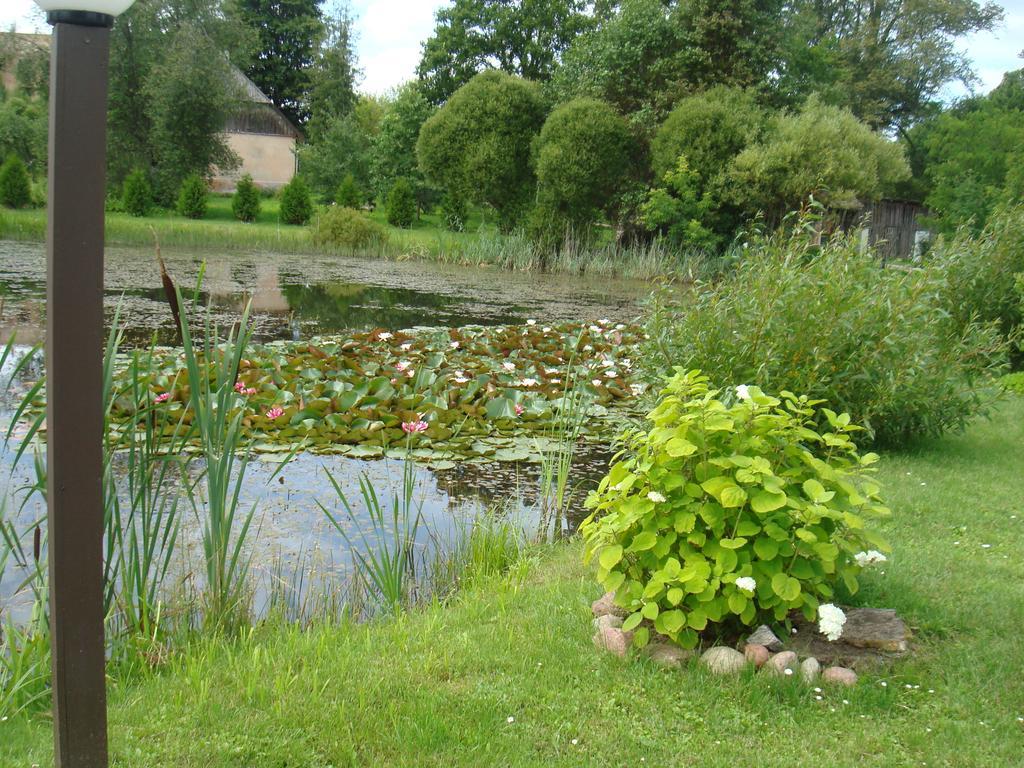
[211,132,297,192]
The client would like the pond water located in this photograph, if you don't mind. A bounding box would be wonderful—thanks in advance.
[0,241,649,619]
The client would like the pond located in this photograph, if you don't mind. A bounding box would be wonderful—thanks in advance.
[0,241,651,619]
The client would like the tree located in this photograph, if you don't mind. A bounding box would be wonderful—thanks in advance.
[640,156,719,249]
[417,71,546,230]
[232,174,261,222]
[533,98,633,231]
[280,175,313,225]
[176,173,208,219]
[145,23,241,205]
[0,97,47,176]
[727,97,910,224]
[777,0,1003,133]
[0,154,31,208]
[306,2,361,140]
[298,112,372,198]
[122,167,153,217]
[369,82,436,205]
[233,0,324,127]
[417,0,595,104]
[386,179,416,228]
[335,173,363,207]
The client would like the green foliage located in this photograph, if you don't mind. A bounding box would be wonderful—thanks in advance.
[121,168,153,218]
[0,98,46,176]
[312,206,388,251]
[728,97,909,223]
[640,157,719,250]
[175,173,208,220]
[335,173,363,208]
[417,71,546,231]
[306,4,360,138]
[279,176,314,225]
[641,219,1008,446]
[0,155,31,209]
[370,82,436,204]
[440,190,468,232]
[386,179,417,228]
[416,0,595,104]
[999,371,1024,395]
[581,370,890,648]
[298,111,373,198]
[232,175,261,222]
[533,98,633,231]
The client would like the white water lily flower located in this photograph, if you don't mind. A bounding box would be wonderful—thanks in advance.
[599,318,610,325]
[736,384,752,400]
[647,491,666,503]
[818,603,847,642]
[542,326,552,333]
[526,319,537,325]
[735,576,757,593]
[400,342,412,351]
[630,383,645,395]
[378,332,393,340]
[854,550,888,567]
[601,359,615,368]
[591,379,602,387]
[503,361,516,371]
[518,378,539,387]
[551,378,562,384]
[589,325,602,333]
[583,344,593,352]
[450,341,460,349]
[454,376,469,384]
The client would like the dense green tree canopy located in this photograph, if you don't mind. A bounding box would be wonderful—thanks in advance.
[306,3,361,139]
[534,98,634,228]
[417,70,546,229]
[370,82,437,202]
[416,0,596,104]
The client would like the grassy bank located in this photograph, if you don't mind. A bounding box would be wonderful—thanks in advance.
[3,396,1022,766]
[0,198,704,280]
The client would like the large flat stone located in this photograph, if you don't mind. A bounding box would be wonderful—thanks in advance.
[788,608,910,669]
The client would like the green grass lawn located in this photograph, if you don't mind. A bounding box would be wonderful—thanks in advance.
[4,397,1022,767]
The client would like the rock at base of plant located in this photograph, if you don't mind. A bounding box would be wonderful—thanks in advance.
[592,614,623,632]
[591,592,628,619]
[743,643,771,667]
[764,650,799,676]
[700,646,748,675]
[801,657,821,683]
[822,666,858,686]
[788,608,910,668]
[593,626,632,658]
[747,624,785,652]
[642,642,693,669]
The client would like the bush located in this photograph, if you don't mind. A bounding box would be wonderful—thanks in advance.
[336,174,363,208]
[0,154,31,208]
[313,206,388,251]
[641,220,1008,446]
[232,175,260,222]
[175,173,208,219]
[385,179,416,228]
[440,191,468,232]
[581,370,890,650]
[122,168,153,217]
[279,176,313,225]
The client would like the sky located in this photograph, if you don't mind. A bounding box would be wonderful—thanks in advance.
[2,0,1022,97]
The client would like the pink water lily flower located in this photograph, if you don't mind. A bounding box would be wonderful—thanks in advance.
[514,403,525,416]
[395,360,411,371]
[402,420,429,434]
[154,392,171,403]
[265,406,284,420]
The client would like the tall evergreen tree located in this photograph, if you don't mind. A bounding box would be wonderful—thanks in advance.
[234,0,325,127]
[307,2,361,139]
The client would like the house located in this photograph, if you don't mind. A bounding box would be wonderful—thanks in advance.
[212,67,302,192]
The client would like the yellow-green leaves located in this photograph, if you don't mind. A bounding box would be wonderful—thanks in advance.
[598,545,623,570]
[701,476,747,508]
[771,573,802,602]
[750,489,787,513]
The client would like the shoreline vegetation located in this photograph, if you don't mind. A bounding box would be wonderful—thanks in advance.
[0,196,712,282]
[3,395,1022,766]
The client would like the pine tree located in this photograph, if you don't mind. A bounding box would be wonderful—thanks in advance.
[232,174,261,222]
[0,155,31,209]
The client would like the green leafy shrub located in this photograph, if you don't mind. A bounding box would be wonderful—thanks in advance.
[313,206,388,251]
[641,219,1008,446]
[122,168,153,217]
[232,175,260,222]
[336,173,363,208]
[440,191,468,232]
[175,173,208,219]
[640,156,719,250]
[279,176,313,225]
[0,154,31,208]
[999,372,1024,394]
[386,178,416,228]
[581,370,891,650]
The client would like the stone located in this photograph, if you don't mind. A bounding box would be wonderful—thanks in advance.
[747,624,784,652]
[592,626,632,658]
[591,592,628,619]
[592,614,623,632]
[764,650,799,676]
[700,646,748,675]
[822,666,858,687]
[800,657,821,684]
[642,642,694,669]
[743,643,771,668]
[788,608,910,669]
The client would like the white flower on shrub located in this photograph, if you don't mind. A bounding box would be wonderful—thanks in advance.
[818,603,847,642]
[647,491,666,503]
[854,550,888,567]
[736,384,752,401]
[735,576,757,593]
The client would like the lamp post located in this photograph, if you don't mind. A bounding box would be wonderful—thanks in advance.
[33,1,135,766]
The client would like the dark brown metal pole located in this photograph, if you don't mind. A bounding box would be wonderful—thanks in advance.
[45,18,111,768]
